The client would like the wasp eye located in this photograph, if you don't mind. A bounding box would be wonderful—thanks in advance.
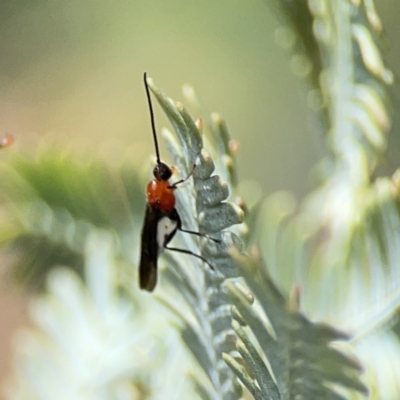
[153,162,172,181]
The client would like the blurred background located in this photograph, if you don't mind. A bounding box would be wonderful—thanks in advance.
[0,0,399,388]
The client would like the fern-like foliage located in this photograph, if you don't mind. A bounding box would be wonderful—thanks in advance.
[4,230,159,400]
[225,254,368,400]
[254,1,399,398]
[268,0,323,101]
[0,150,143,289]
[3,2,400,399]
[142,75,369,399]
[145,78,245,400]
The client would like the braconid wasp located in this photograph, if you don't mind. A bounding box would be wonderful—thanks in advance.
[139,73,219,291]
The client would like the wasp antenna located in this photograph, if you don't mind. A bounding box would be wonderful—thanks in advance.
[144,72,161,165]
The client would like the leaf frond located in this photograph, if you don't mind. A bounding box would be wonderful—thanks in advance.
[226,254,369,399]
[147,77,245,399]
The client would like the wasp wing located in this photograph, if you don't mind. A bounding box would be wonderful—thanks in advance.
[139,205,161,291]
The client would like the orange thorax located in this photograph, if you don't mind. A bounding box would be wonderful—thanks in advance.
[146,179,176,211]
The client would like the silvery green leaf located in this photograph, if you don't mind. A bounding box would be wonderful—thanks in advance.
[226,255,368,400]
[147,77,245,399]
[252,2,399,397]
[0,151,143,290]
[232,320,280,399]
[4,230,163,400]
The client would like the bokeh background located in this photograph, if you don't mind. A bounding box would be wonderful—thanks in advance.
[0,0,399,387]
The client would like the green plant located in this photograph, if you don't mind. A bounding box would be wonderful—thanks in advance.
[2,1,400,399]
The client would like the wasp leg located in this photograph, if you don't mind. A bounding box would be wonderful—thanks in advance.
[178,227,221,244]
[169,164,196,189]
[164,244,215,270]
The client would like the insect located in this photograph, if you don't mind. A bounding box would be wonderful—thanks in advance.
[139,72,219,292]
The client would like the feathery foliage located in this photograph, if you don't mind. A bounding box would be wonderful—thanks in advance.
[256,1,399,399]
[4,230,173,400]
[0,150,143,290]
[2,1,400,399]
[146,76,368,399]
[225,255,368,400]
[146,77,245,399]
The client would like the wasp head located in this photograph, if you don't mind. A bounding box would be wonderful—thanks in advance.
[153,162,172,181]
